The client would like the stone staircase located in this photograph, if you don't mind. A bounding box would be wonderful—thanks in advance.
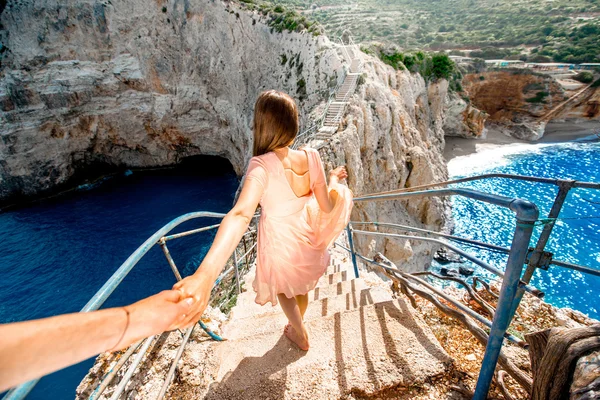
[176,244,452,399]
[77,242,451,400]
[313,59,363,142]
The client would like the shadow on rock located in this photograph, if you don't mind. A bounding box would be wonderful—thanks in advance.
[204,335,305,399]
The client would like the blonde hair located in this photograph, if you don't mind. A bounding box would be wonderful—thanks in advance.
[252,90,299,156]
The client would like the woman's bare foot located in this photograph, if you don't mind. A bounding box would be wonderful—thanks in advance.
[284,324,309,351]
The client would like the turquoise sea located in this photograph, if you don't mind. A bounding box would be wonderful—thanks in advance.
[0,160,238,399]
[1,140,599,399]
[444,139,600,320]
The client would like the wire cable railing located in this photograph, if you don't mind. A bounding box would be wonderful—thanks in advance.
[338,174,600,400]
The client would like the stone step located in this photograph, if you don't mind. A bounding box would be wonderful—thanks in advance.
[313,277,367,301]
[203,298,451,399]
[318,126,337,134]
[223,285,393,340]
[316,270,349,288]
[326,261,351,275]
[228,276,368,324]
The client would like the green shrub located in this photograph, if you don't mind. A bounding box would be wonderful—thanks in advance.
[430,53,454,80]
[296,78,307,98]
[573,71,594,83]
[526,91,549,103]
[524,82,545,92]
[379,51,405,70]
[403,54,418,70]
[266,5,320,35]
[592,78,600,88]
[360,46,374,55]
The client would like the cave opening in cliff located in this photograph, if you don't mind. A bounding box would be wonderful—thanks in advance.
[170,154,236,177]
[1,155,238,212]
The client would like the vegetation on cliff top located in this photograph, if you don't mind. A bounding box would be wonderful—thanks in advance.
[237,0,323,35]
[365,45,462,89]
[265,0,600,63]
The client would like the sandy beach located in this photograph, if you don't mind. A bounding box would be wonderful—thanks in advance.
[444,120,600,162]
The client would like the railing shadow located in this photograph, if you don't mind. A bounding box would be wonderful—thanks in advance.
[204,335,304,399]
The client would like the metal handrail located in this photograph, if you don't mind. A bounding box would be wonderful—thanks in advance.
[349,221,600,277]
[348,185,540,400]
[4,212,259,400]
[344,174,600,400]
[364,173,600,198]
[8,172,598,399]
[351,229,542,296]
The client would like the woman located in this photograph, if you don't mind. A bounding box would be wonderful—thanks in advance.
[174,90,353,350]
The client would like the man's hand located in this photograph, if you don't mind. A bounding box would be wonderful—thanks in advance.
[123,290,194,348]
[172,273,214,329]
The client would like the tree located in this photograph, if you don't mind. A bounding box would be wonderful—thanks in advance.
[573,71,594,83]
[431,53,455,80]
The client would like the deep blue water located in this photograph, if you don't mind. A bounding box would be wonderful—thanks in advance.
[443,140,600,320]
[2,141,599,399]
[0,163,238,399]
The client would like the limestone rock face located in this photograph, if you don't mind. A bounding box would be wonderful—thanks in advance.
[443,92,488,139]
[0,0,343,204]
[0,0,449,271]
[556,85,600,121]
[314,56,449,272]
[461,70,579,141]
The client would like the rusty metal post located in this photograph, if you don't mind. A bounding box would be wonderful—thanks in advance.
[159,238,183,281]
[473,199,539,400]
[509,180,574,318]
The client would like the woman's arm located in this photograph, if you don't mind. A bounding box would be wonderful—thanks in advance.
[0,290,193,392]
[172,178,264,328]
[313,166,348,213]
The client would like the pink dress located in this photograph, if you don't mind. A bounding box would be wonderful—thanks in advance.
[244,148,353,306]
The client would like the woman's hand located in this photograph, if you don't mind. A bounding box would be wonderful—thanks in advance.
[172,273,214,329]
[329,166,348,183]
[121,290,194,349]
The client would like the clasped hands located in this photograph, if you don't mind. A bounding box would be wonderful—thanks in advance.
[126,273,211,345]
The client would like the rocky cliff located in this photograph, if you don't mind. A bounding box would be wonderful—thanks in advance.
[311,55,449,272]
[462,70,600,141]
[442,92,488,139]
[0,0,449,270]
[0,0,343,205]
